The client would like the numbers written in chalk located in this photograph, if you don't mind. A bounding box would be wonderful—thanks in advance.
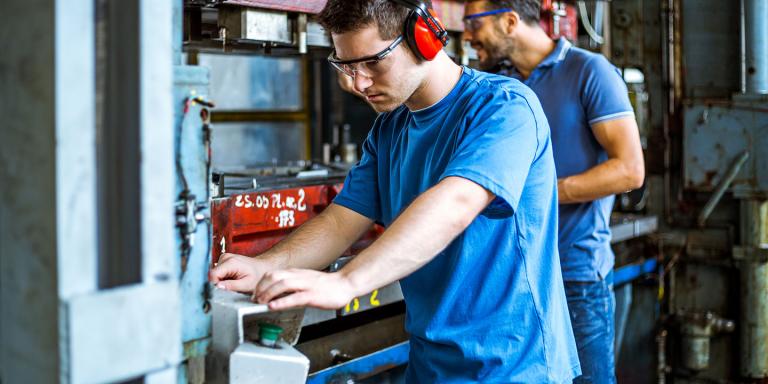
[343,289,380,314]
[234,189,307,211]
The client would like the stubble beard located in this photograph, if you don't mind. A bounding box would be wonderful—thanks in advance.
[478,29,516,72]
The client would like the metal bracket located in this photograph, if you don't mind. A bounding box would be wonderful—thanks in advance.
[208,288,307,383]
[733,246,768,262]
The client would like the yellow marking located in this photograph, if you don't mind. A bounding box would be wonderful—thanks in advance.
[353,298,360,311]
[370,290,380,306]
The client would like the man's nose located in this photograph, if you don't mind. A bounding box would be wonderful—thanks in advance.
[354,73,373,94]
[462,28,474,44]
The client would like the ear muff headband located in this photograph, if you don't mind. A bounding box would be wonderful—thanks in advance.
[390,0,449,61]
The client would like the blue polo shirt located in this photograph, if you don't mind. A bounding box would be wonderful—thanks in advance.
[334,67,580,383]
[499,39,635,282]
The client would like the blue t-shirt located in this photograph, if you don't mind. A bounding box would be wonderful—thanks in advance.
[499,39,635,282]
[334,67,580,383]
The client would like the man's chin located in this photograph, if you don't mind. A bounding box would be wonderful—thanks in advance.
[368,99,402,113]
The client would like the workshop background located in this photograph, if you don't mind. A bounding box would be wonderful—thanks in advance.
[1,0,767,383]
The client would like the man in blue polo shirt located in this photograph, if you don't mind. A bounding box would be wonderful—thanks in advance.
[463,1,645,383]
[210,0,581,381]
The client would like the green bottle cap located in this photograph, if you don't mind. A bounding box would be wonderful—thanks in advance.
[259,323,283,347]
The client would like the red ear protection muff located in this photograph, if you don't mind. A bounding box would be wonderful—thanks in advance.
[391,0,449,61]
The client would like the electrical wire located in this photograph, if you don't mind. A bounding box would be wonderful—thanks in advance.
[577,1,605,45]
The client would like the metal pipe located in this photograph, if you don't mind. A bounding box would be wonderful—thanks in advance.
[744,0,768,94]
[740,0,747,94]
[740,199,768,379]
[657,329,668,384]
[741,261,768,378]
[662,0,675,225]
[697,151,750,227]
[297,13,308,54]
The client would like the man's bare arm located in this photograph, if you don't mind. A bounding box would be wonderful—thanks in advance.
[210,203,373,292]
[340,176,494,296]
[558,116,645,204]
[261,203,374,270]
[254,176,495,309]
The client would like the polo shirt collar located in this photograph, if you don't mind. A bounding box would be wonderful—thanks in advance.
[538,37,571,69]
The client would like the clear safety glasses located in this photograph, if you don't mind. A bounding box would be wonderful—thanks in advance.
[327,35,404,78]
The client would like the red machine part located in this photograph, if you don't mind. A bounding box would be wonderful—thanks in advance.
[217,0,327,14]
[211,183,383,266]
[540,0,578,42]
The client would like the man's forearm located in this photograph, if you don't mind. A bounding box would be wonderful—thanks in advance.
[260,204,373,271]
[339,177,493,296]
[558,158,644,204]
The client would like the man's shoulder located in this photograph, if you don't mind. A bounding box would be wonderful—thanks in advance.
[465,68,533,95]
[461,67,541,110]
[561,46,620,78]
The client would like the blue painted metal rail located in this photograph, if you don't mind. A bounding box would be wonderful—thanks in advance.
[614,258,658,286]
[307,341,410,384]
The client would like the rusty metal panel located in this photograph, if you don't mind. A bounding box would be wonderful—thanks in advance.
[683,102,768,193]
[674,264,733,314]
[681,0,740,98]
[211,180,383,264]
[211,184,337,264]
[611,0,644,68]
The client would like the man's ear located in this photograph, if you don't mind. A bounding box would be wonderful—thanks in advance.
[503,11,521,35]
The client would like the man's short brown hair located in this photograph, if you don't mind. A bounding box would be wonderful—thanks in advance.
[482,0,541,25]
[317,0,433,40]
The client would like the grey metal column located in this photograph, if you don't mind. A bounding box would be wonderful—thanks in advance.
[1,0,100,380]
[740,199,768,379]
[2,0,181,382]
[1,0,65,381]
[745,0,768,94]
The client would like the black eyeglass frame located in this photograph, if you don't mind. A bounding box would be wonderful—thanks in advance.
[327,35,405,66]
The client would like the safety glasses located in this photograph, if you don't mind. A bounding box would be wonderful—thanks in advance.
[463,8,513,32]
[327,35,404,78]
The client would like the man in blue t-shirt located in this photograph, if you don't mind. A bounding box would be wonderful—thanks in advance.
[463,1,645,383]
[210,0,580,381]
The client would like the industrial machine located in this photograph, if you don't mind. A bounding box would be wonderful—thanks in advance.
[177,1,661,382]
[610,0,768,382]
[4,0,766,383]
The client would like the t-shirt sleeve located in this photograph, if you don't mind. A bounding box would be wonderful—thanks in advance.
[581,55,635,125]
[332,127,382,222]
[440,90,540,218]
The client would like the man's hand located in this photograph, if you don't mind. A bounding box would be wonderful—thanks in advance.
[209,253,278,293]
[253,269,357,311]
